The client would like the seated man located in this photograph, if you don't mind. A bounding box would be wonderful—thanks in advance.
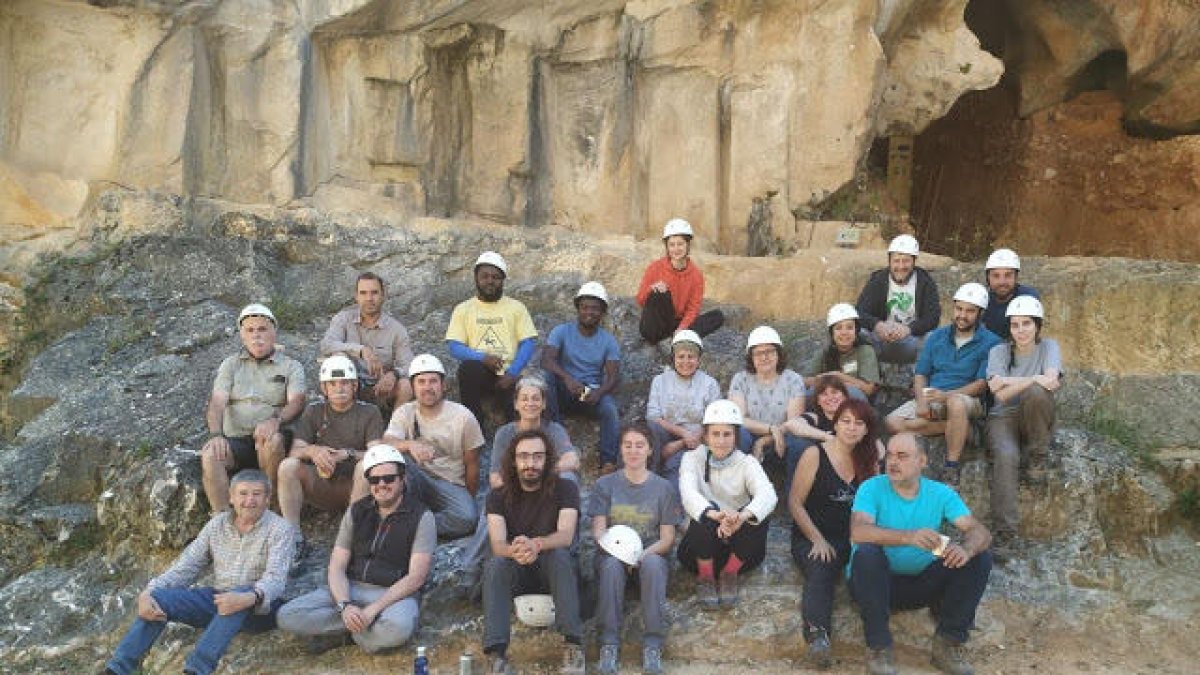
[540,281,622,473]
[200,304,305,514]
[104,469,293,675]
[981,248,1040,340]
[445,251,538,426]
[367,354,484,539]
[849,433,993,675]
[885,283,1000,485]
[277,355,384,545]
[320,271,415,413]
[278,445,434,653]
[855,235,941,365]
[483,429,585,675]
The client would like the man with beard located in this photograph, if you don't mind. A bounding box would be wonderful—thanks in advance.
[446,251,538,425]
[277,445,434,653]
[885,284,1000,486]
[541,282,622,473]
[321,272,415,413]
[855,235,941,364]
[482,429,585,675]
[201,304,306,514]
[980,249,1040,340]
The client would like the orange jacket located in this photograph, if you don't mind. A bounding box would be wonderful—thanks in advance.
[635,256,705,329]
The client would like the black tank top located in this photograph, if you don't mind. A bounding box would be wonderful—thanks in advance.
[800,444,858,542]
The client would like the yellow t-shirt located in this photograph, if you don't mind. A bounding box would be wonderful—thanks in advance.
[444,296,537,367]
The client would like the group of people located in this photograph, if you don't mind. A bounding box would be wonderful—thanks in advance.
[104,220,1061,675]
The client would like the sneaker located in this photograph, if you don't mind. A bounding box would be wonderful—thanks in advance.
[597,644,619,674]
[561,643,586,675]
[642,645,663,674]
[717,569,739,607]
[867,646,897,675]
[697,575,719,610]
[805,629,833,669]
[931,633,974,675]
[488,654,513,675]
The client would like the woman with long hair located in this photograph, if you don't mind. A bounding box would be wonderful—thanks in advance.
[787,375,850,445]
[803,303,881,402]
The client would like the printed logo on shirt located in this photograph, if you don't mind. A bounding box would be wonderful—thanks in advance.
[478,326,508,354]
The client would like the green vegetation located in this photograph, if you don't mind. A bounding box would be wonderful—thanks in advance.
[1175,487,1200,526]
[265,295,309,331]
[1085,410,1158,469]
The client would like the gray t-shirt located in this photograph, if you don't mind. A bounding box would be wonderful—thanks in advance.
[986,338,1062,417]
[728,369,806,425]
[490,420,576,473]
[646,368,721,433]
[587,471,681,547]
[334,505,437,555]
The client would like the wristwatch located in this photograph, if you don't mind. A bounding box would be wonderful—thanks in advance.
[336,600,352,614]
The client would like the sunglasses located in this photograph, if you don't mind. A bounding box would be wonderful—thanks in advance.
[366,473,402,485]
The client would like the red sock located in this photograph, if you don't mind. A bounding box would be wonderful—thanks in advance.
[722,554,744,576]
[697,559,715,580]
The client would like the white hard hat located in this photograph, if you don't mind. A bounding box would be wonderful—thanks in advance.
[598,525,644,566]
[985,248,1021,271]
[662,218,694,240]
[574,281,609,307]
[745,325,782,353]
[826,303,860,328]
[670,330,703,353]
[887,234,920,257]
[238,303,277,326]
[954,282,990,310]
[361,443,406,477]
[702,399,743,426]
[514,594,556,628]
[407,353,446,378]
[1005,295,1044,319]
[319,355,358,382]
[474,251,508,277]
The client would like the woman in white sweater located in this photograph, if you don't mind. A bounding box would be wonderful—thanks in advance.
[676,400,778,610]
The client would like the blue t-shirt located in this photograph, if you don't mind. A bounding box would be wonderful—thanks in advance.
[849,475,970,576]
[546,322,621,386]
[915,325,1001,391]
[982,285,1040,339]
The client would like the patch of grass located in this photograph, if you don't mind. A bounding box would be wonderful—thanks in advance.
[265,295,309,331]
[105,317,153,354]
[1175,487,1200,525]
[1085,410,1158,469]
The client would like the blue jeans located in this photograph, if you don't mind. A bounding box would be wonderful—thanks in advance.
[865,331,923,365]
[404,463,478,539]
[738,427,807,499]
[544,371,621,466]
[107,586,278,675]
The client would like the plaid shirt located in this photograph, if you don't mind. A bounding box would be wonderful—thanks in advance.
[146,510,294,614]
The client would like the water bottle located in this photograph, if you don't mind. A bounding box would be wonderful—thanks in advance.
[460,651,474,675]
[414,645,429,675]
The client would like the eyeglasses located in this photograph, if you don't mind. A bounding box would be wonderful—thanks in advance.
[366,473,402,485]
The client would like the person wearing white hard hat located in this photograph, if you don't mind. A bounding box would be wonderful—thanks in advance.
[541,282,623,473]
[277,355,384,546]
[981,248,1040,340]
[985,295,1061,556]
[646,330,721,488]
[677,400,778,610]
[373,354,485,539]
[446,251,538,427]
[728,325,808,498]
[278,445,435,654]
[803,303,881,402]
[483,428,585,675]
[855,234,942,364]
[885,283,1001,486]
[201,303,306,515]
[589,422,681,674]
[320,272,415,414]
[635,217,725,344]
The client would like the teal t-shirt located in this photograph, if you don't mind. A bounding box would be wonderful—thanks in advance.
[849,475,970,576]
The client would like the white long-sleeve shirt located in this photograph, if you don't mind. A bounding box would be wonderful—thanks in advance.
[678,446,777,524]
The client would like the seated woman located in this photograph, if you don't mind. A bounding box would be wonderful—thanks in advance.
[986,296,1061,551]
[787,375,850,447]
[636,217,724,344]
[589,423,680,675]
[677,400,777,610]
[803,303,880,402]
[456,376,580,600]
[788,399,882,668]
[646,330,721,488]
[728,325,807,497]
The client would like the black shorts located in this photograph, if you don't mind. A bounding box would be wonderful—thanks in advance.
[224,429,294,472]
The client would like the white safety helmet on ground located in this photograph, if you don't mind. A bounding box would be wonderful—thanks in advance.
[514,594,556,628]
[319,355,358,382]
[361,443,406,477]
[598,525,644,566]
[238,303,277,327]
[745,326,782,353]
[887,234,920,257]
[670,329,703,353]
[953,282,990,310]
[826,303,860,328]
[407,353,446,378]
[985,248,1021,271]
[474,251,508,277]
[662,218,695,240]
[1005,295,1044,319]
[702,399,744,426]
[574,281,609,307]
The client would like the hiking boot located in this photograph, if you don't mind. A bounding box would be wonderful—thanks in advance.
[805,628,833,670]
[290,535,309,575]
[561,643,586,675]
[867,646,897,675]
[642,645,663,674]
[717,569,739,608]
[941,464,961,487]
[697,575,720,611]
[597,644,619,674]
[931,633,974,675]
[991,530,1018,564]
[488,654,513,675]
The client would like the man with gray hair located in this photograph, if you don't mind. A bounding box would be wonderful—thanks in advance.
[104,470,294,675]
